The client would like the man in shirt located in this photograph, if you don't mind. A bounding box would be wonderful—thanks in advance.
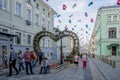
[23,48,34,75]
[39,49,43,64]
[7,48,19,77]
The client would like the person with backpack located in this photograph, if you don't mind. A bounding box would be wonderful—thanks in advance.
[17,50,24,72]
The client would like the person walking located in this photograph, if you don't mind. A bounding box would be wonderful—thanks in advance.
[23,48,34,75]
[17,50,24,72]
[30,50,36,68]
[74,54,80,68]
[82,53,88,69]
[2,49,8,69]
[39,49,43,64]
[7,48,19,77]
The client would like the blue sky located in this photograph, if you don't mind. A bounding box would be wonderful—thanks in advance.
[44,0,117,46]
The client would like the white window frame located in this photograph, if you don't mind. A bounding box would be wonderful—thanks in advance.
[48,12,50,17]
[36,3,39,9]
[16,2,21,17]
[108,28,117,39]
[15,32,22,45]
[113,15,118,22]
[42,8,45,14]
[26,9,31,21]
[35,14,39,24]
[0,0,9,11]
[43,38,45,47]
[27,35,31,45]
[42,18,45,27]
[48,21,50,30]
[108,16,112,22]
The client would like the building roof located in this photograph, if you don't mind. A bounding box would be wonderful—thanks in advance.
[40,0,57,15]
[99,4,120,10]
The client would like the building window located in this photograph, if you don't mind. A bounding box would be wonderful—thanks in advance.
[35,14,39,24]
[26,0,31,4]
[42,8,45,14]
[26,9,31,21]
[108,16,112,22]
[43,38,45,47]
[42,18,45,27]
[0,0,7,10]
[27,35,31,45]
[48,21,50,30]
[113,15,118,22]
[36,3,39,9]
[48,40,49,47]
[108,28,117,38]
[48,12,50,17]
[15,32,21,44]
[16,2,21,16]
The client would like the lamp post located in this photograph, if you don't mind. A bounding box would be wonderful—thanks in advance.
[55,29,63,64]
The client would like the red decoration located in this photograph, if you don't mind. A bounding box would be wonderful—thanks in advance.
[62,4,67,10]
[117,0,120,5]
[90,18,94,23]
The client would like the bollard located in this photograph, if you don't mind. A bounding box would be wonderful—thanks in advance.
[108,59,109,64]
[112,61,116,68]
[106,59,108,64]
[109,60,112,66]
[105,58,107,63]
[103,58,105,62]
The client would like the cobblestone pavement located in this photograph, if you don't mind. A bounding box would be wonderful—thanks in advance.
[90,57,120,80]
[0,60,93,80]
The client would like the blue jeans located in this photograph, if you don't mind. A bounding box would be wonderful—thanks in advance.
[19,63,24,71]
[25,62,34,74]
[39,66,47,74]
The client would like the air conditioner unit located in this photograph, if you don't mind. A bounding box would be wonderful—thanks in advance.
[25,20,31,25]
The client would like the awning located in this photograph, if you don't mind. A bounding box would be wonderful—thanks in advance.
[0,32,16,37]
[107,43,119,47]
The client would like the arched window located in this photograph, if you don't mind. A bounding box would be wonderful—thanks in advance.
[108,28,117,38]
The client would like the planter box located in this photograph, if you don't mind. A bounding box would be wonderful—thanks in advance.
[64,60,73,64]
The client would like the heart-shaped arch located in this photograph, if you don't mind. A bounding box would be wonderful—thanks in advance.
[33,30,79,56]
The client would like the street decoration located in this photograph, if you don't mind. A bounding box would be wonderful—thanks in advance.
[90,18,94,23]
[62,4,67,10]
[117,0,120,5]
[72,3,77,8]
[85,12,88,17]
[33,30,79,56]
[69,19,72,23]
[88,1,93,7]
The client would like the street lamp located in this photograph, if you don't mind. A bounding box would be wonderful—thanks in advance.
[55,29,63,64]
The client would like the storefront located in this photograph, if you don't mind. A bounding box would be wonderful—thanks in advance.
[0,32,16,66]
